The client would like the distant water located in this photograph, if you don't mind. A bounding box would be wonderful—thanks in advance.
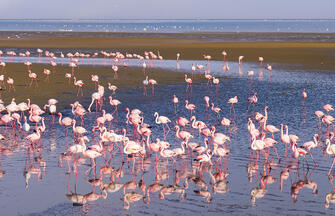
[0,20,334,33]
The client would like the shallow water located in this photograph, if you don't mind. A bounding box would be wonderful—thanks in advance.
[0,55,334,216]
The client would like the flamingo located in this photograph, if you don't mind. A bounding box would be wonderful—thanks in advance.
[73,77,84,96]
[211,103,222,121]
[195,138,209,155]
[141,76,149,96]
[185,100,196,115]
[108,82,118,94]
[109,96,121,114]
[72,120,87,137]
[174,125,193,142]
[88,92,102,112]
[326,139,335,175]
[58,112,73,137]
[302,89,307,99]
[204,96,210,112]
[154,112,171,139]
[302,134,319,165]
[280,124,290,150]
[247,93,258,111]
[91,75,99,87]
[43,69,51,82]
[258,57,264,66]
[324,104,334,114]
[65,73,71,85]
[238,56,244,65]
[26,128,42,144]
[173,94,179,113]
[184,74,192,92]
[7,77,15,92]
[148,79,157,95]
[228,96,238,115]
[176,117,190,128]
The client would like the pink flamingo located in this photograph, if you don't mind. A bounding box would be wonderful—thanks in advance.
[28,70,38,88]
[92,110,107,132]
[108,83,118,94]
[43,69,51,82]
[221,117,231,134]
[212,77,219,91]
[72,120,87,137]
[154,112,171,139]
[302,134,319,165]
[176,117,190,128]
[148,79,157,95]
[184,74,192,92]
[324,104,334,114]
[88,92,102,112]
[0,62,6,73]
[143,76,149,96]
[185,100,196,115]
[204,96,210,112]
[258,57,264,66]
[174,125,193,142]
[73,77,84,96]
[262,117,279,139]
[280,124,290,151]
[7,77,15,92]
[173,94,179,113]
[109,96,121,115]
[302,89,307,99]
[238,56,244,65]
[65,73,71,85]
[91,75,99,88]
[58,112,73,137]
[326,139,335,175]
[25,128,42,144]
[222,50,227,61]
[247,93,258,112]
[228,96,238,115]
[211,103,222,121]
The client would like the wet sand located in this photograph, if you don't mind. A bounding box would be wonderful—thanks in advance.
[0,32,335,70]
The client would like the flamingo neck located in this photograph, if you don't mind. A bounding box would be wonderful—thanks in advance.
[73,120,76,130]
[175,126,180,138]
[58,113,62,125]
[191,117,197,128]
[155,113,159,124]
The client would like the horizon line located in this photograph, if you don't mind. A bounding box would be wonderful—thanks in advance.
[0,18,335,21]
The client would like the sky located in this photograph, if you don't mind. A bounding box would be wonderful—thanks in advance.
[1,0,334,19]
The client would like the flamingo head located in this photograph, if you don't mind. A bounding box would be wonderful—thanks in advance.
[174,125,179,131]
[265,106,269,110]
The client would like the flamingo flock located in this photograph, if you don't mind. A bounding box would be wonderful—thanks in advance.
[0,49,334,212]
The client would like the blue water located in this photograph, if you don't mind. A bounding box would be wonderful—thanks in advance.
[0,19,334,33]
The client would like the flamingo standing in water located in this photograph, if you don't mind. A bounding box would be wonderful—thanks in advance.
[247,93,258,111]
[28,70,38,88]
[108,83,118,94]
[65,73,71,85]
[238,56,244,65]
[43,69,51,82]
[172,94,179,113]
[184,74,192,92]
[211,103,222,121]
[143,76,149,96]
[73,77,84,96]
[109,96,121,115]
[228,96,238,115]
[204,96,210,112]
[258,57,264,66]
[7,77,15,92]
[185,100,196,115]
[58,112,73,137]
[302,89,307,99]
[326,139,335,175]
[88,92,102,112]
[148,79,157,95]
[154,112,171,139]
